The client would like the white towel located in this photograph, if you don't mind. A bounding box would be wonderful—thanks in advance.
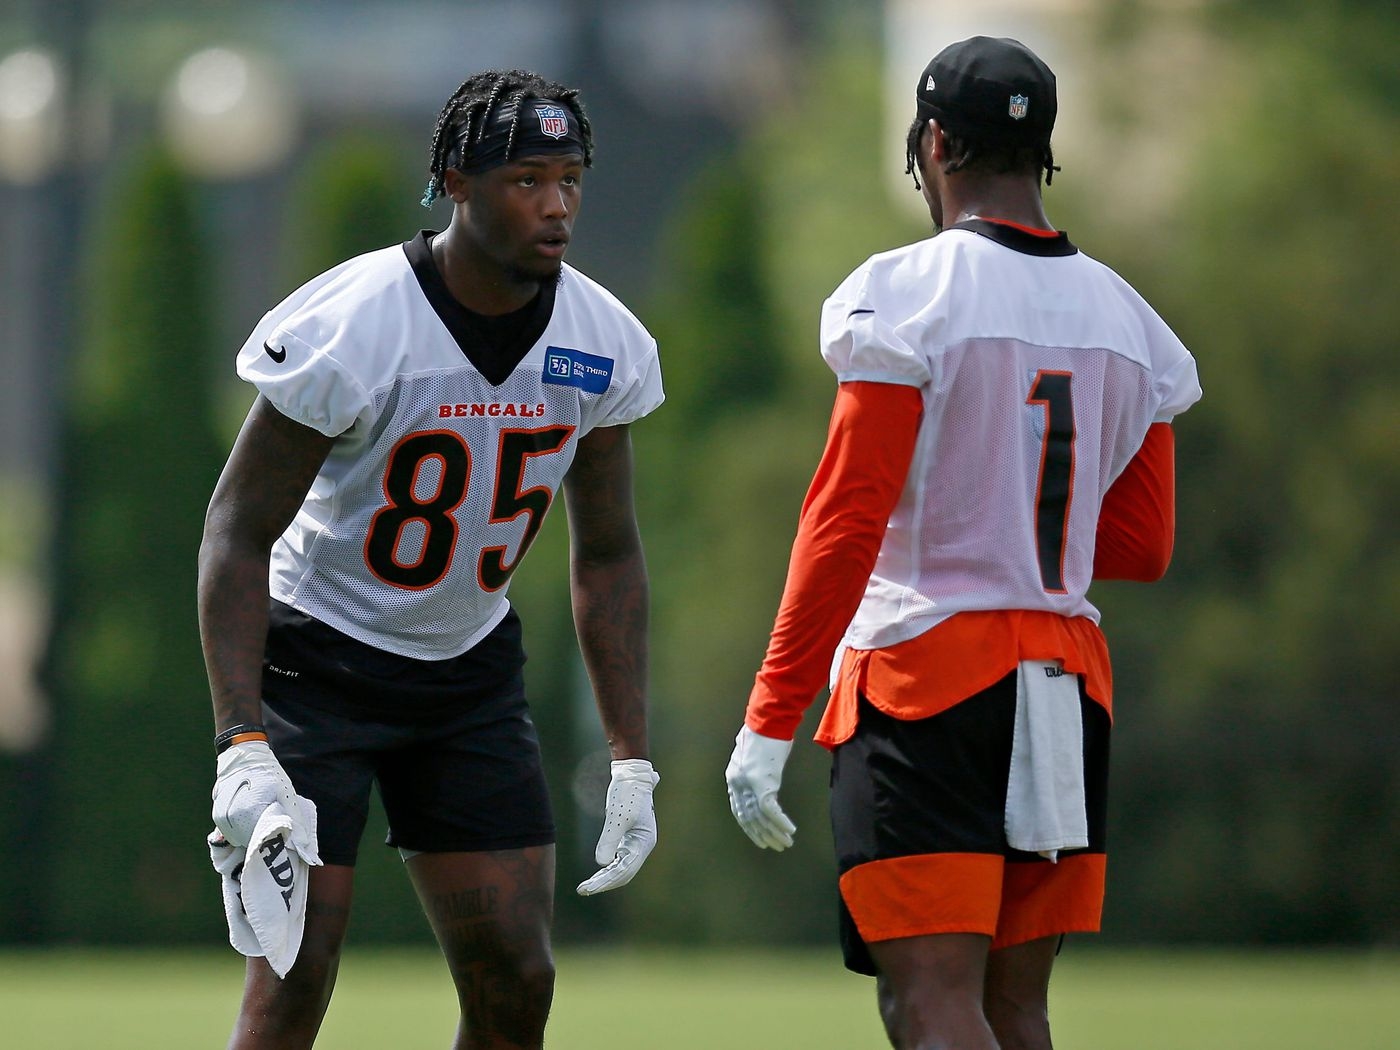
[1005,659,1088,861]
[208,798,320,979]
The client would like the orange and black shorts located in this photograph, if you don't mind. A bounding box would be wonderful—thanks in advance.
[830,672,1109,975]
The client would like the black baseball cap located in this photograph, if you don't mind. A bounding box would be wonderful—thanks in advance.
[915,36,1056,148]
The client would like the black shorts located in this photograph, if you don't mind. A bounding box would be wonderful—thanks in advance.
[259,601,555,866]
[830,672,1110,974]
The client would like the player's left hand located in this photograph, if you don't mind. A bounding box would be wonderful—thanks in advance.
[725,724,796,851]
[576,758,659,895]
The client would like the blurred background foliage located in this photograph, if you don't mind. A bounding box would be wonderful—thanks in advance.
[39,148,224,942]
[1095,6,1400,943]
[0,0,1395,952]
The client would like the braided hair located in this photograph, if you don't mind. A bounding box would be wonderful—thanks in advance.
[904,115,1058,191]
[421,69,594,208]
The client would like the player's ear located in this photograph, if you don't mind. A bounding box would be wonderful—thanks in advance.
[925,119,946,165]
[442,167,471,204]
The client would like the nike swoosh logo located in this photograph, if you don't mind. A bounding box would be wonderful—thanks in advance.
[263,341,288,363]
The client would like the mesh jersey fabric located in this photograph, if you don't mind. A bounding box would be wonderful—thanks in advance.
[235,235,663,660]
[821,222,1200,652]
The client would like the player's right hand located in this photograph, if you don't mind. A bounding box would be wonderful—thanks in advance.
[211,740,303,849]
[725,725,797,851]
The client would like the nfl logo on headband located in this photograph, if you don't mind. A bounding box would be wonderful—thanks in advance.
[536,104,569,140]
[1008,94,1029,120]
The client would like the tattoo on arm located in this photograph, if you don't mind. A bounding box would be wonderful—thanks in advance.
[198,397,335,733]
[564,425,650,759]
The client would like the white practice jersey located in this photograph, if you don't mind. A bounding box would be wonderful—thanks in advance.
[236,232,663,659]
[822,220,1200,651]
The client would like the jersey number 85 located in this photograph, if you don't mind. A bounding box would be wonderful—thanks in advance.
[364,424,575,592]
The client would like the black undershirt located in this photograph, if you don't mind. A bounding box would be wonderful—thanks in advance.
[402,230,558,385]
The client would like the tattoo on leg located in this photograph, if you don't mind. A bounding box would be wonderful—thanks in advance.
[419,851,555,1045]
[430,885,499,925]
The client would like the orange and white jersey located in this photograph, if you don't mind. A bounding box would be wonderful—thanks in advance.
[235,233,663,660]
[823,220,1200,651]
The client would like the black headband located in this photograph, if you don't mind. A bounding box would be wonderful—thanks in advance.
[451,98,587,174]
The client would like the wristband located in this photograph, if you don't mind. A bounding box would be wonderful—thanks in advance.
[214,723,269,754]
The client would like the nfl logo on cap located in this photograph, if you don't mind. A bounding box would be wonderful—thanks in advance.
[536,104,569,139]
[1008,94,1029,120]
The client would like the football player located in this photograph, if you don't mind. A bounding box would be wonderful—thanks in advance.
[200,69,662,1049]
[725,37,1201,1049]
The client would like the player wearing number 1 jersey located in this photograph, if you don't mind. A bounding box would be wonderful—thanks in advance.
[724,38,1200,1049]
[199,70,661,1049]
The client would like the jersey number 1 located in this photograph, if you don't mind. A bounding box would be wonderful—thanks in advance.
[364,425,574,591]
[1027,371,1075,594]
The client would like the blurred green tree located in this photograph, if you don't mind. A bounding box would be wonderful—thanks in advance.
[618,43,928,948]
[41,147,226,942]
[281,130,424,292]
[1093,11,1400,944]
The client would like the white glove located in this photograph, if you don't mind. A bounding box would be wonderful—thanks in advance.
[576,758,659,896]
[208,800,321,977]
[212,740,313,854]
[725,725,796,851]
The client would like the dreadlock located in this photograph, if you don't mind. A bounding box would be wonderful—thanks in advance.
[421,69,594,208]
[904,115,1059,192]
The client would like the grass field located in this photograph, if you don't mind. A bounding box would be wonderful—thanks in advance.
[1,946,1396,1048]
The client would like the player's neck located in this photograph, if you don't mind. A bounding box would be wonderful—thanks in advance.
[431,228,542,316]
[943,175,1052,232]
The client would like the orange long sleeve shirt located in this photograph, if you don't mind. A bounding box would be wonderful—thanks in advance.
[745,382,1176,747]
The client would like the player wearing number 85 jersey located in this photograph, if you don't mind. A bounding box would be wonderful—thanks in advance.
[723,37,1200,1049]
[238,224,659,659]
[199,69,661,1050]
